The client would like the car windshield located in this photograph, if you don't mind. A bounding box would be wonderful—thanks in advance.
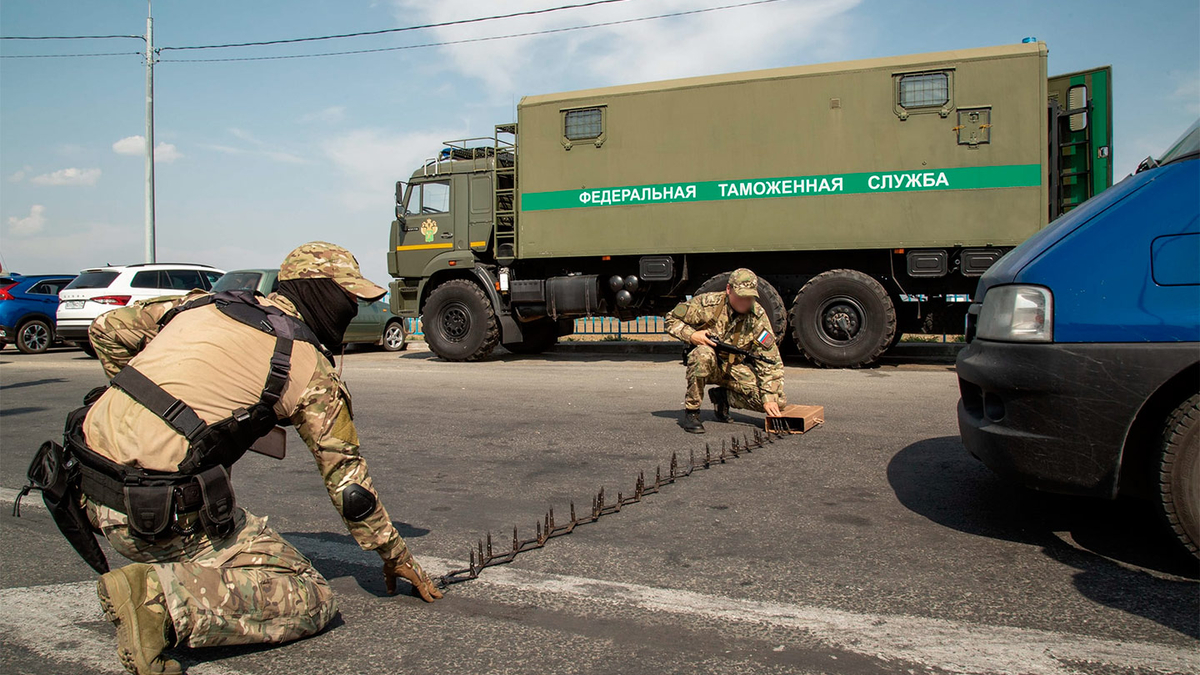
[211,272,262,292]
[64,271,119,289]
[1158,118,1200,166]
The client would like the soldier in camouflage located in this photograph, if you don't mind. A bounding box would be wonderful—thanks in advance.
[84,242,441,675]
[664,268,786,434]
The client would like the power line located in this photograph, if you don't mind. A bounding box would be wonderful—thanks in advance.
[159,0,787,64]
[0,34,142,41]
[0,51,142,59]
[159,0,636,51]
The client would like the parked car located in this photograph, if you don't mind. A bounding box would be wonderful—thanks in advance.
[212,268,407,351]
[56,263,225,356]
[956,119,1200,557]
[0,273,76,354]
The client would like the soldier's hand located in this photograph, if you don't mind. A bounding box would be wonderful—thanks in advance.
[764,400,782,417]
[384,550,444,602]
[689,330,717,347]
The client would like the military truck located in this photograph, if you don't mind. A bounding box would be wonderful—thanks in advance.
[388,42,1112,367]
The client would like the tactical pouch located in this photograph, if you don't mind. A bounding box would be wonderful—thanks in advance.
[195,465,237,538]
[123,483,175,540]
[22,439,110,574]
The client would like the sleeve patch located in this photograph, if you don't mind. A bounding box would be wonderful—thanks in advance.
[756,328,776,349]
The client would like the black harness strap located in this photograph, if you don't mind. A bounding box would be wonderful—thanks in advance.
[111,367,208,442]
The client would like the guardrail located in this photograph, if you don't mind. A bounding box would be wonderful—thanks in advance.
[403,316,666,338]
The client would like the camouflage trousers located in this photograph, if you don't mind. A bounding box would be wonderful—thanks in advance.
[684,345,786,411]
[86,499,338,648]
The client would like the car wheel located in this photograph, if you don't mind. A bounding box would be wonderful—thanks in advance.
[790,269,896,368]
[16,319,52,354]
[382,320,408,352]
[1159,393,1199,559]
[423,280,499,361]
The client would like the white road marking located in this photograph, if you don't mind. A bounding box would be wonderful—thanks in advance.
[3,488,1196,675]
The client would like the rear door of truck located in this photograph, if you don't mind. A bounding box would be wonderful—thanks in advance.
[1048,66,1113,216]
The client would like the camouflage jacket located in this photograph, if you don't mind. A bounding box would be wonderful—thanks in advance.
[664,291,785,402]
[86,290,409,562]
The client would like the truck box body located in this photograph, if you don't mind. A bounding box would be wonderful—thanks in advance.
[516,43,1049,259]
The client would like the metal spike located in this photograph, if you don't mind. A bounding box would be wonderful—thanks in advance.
[670,452,678,478]
[513,526,519,552]
[487,532,493,558]
[549,508,555,530]
[704,444,711,468]
[655,465,662,487]
[570,502,576,523]
[478,539,484,564]
[469,548,476,571]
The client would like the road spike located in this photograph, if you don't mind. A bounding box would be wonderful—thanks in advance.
[670,452,678,478]
[487,532,493,558]
[655,465,662,486]
[570,502,576,523]
[513,526,519,552]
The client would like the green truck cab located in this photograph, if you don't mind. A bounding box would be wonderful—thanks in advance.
[389,42,1112,366]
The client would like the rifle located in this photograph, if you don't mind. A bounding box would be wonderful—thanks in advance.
[710,339,777,367]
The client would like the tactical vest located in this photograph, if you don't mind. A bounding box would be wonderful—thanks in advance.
[21,290,331,568]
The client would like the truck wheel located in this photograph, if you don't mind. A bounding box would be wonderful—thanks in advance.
[504,319,559,355]
[694,272,788,336]
[423,280,499,361]
[790,269,896,368]
[1159,393,1199,559]
[16,319,52,354]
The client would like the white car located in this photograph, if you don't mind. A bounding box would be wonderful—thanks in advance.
[56,263,224,356]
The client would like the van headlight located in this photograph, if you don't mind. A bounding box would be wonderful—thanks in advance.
[975,285,1053,342]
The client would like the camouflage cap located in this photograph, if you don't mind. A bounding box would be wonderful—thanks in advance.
[728,268,759,298]
[279,241,387,301]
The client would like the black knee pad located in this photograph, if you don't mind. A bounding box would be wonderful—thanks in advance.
[341,484,377,521]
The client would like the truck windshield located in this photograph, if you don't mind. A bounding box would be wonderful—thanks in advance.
[1158,119,1199,166]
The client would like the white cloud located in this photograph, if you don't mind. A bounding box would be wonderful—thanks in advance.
[299,106,347,124]
[8,165,32,182]
[388,0,860,97]
[112,135,183,163]
[321,127,462,211]
[200,128,307,164]
[6,204,47,236]
[29,167,101,186]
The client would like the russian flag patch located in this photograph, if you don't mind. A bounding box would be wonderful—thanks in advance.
[756,328,775,349]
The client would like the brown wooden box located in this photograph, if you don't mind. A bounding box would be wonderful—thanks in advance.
[765,404,824,434]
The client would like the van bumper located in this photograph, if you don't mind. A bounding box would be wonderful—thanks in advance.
[955,339,1197,498]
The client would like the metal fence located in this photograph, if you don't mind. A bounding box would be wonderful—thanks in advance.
[404,316,666,338]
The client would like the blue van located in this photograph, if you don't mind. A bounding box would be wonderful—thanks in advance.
[956,120,1199,557]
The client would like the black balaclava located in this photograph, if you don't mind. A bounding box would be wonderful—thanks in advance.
[277,278,359,348]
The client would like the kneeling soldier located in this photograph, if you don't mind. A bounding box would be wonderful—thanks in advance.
[33,242,440,675]
[664,268,786,433]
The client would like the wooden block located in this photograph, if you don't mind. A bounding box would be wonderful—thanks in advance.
[765,404,824,434]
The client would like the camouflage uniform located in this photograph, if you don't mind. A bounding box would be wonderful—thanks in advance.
[664,269,786,412]
[83,243,416,651]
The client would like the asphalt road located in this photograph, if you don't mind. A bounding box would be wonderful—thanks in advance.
[0,345,1196,675]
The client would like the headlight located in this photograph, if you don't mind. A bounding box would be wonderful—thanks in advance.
[975,285,1053,342]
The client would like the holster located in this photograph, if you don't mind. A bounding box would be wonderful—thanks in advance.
[24,439,110,575]
[195,465,236,539]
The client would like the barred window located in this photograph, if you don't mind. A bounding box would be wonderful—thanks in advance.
[564,107,603,140]
[898,72,949,108]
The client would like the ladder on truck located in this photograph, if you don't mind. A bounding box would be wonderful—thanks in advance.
[493,123,518,264]
[1048,96,1094,218]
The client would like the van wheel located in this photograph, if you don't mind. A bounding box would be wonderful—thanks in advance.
[423,280,499,361]
[16,319,52,354]
[504,319,559,355]
[1159,393,1200,559]
[694,272,788,336]
[791,269,895,368]
[381,320,407,352]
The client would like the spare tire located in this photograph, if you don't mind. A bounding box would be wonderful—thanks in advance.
[694,271,787,336]
[790,269,895,368]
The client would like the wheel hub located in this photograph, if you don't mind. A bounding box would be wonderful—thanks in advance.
[817,297,864,345]
[22,324,49,351]
[441,303,471,342]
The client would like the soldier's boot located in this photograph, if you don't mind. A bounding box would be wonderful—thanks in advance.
[682,409,705,434]
[708,387,732,423]
[97,564,182,675]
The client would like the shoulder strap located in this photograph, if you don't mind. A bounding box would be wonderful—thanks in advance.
[111,366,208,442]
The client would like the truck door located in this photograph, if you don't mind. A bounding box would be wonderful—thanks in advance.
[393,178,454,277]
[1048,66,1113,217]
[467,173,493,254]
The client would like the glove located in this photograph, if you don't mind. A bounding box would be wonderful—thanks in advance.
[383,549,443,602]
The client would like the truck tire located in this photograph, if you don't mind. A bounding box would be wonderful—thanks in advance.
[1159,393,1199,559]
[694,272,788,336]
[504,319,559,355]
[423,280,499,361]
[790,269,896,368]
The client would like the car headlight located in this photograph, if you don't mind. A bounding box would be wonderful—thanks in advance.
[975,285,1053,342]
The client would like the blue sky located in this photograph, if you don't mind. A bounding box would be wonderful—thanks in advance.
[2,0,1197,284]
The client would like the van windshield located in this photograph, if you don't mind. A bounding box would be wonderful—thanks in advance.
[1159,119,1199,166]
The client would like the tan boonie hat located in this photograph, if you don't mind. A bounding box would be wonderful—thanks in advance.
[728,268,759,298]
[279,241,387,301]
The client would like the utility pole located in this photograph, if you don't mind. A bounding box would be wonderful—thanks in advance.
[144,0,156,263]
